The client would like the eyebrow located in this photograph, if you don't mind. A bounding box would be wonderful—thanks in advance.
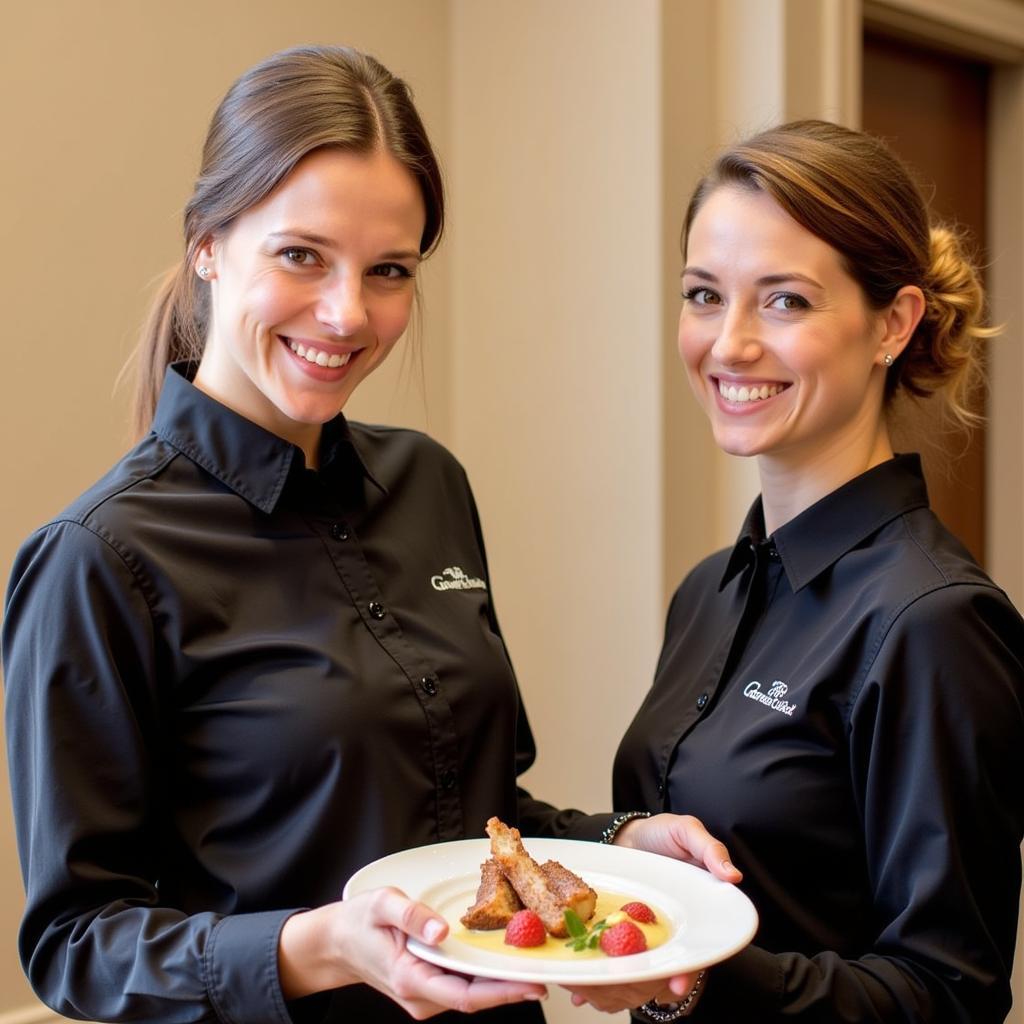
[267,231,421,261]
[682,267,824,289]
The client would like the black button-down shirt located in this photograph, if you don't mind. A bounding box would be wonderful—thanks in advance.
[3,365,614,1024]
[614,455,1024,1023]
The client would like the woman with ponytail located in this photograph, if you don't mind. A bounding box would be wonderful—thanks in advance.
[595,121,1024,1022]
[1,46,736,1024]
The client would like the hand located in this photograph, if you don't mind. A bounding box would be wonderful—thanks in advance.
[278,887,547,1019]
[613,813,742,883]
[563,971,702,1014]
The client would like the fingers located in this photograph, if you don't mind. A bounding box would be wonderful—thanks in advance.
[370,887,449,944]
[290,891,546,1020]
[618,813,743,882]
[417,970,547,1013]
[366,892,546,1014]
[665,971,694,997]
[671,815,743,882]
[564,973,697,1013]
[564,980,673,1013]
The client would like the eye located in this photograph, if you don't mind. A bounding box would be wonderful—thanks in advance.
[280,247,318,266]
[767,291,809,312]
[367,263,414,280]
[682,285,722,306]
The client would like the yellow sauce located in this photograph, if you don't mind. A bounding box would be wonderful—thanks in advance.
[455,891,671,960]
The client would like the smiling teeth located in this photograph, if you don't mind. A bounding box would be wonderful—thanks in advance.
[719,381,783,403]
[288,339,353,368]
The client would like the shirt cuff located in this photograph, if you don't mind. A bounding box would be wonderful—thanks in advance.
[205,908,299,1024]
[558,811,626,842]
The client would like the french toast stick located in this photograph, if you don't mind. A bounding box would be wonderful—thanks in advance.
[485,816,596,937]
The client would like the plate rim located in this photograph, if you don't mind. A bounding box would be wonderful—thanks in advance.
[344,836,757,985]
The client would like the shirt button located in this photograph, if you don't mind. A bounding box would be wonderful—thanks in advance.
[329,522,349,541]
[442,769,457,790]
[421,676,438,696]
[656,781,665,797]
[368,601,386,620]
[696,692,709,711]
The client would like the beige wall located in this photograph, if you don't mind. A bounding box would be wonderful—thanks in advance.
[1,3,1022,1024]
[449,0,665,834]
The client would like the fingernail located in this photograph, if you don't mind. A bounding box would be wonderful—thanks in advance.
[525,991,548,1001]
[423,920,445,943]
[723,860,736,872]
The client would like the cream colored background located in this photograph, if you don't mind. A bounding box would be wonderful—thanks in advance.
[1,2,1022,1023]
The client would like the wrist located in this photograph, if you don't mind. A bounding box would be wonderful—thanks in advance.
[601,810,650,846]
[640,969,707,1020]
[278,906,359,999]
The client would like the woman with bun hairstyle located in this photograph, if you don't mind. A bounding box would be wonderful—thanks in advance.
[1,46,737,1024]
[602,121,1024,1022]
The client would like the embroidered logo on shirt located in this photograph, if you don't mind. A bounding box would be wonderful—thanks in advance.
[430,566,487,592]
[742,680,797,717]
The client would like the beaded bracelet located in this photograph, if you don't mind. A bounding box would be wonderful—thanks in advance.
[599,810,651,845]
[638,969,706,1020]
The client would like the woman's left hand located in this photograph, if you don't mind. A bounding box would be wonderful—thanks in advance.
[612,813,742,883]
[562,972,700,1014]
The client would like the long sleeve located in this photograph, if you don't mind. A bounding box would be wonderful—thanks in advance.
[3,521,296,1024]
[4,373,557,1024]
[693,585,1024,1023]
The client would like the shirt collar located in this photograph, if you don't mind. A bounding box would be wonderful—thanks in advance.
[719,454,931,592]
[151,363,385,514]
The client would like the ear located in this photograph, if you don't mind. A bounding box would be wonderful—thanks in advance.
[194,237,218,282]
[875,285,925,366]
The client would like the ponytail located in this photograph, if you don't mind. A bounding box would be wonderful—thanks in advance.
[129,259,207,440]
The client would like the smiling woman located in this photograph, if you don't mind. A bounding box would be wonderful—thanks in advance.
[609,121,1024,1024]
[1,43,742,1024]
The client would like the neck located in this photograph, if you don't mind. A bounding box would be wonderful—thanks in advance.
[192,361,322,471]
[758,423,893,536]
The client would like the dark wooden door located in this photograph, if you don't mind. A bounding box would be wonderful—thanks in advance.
[862,31,989,566]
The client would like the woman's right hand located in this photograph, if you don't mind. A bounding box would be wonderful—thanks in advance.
[278,887,548,1019]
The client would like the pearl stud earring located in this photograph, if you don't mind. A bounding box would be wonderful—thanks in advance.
[883,353,894,367]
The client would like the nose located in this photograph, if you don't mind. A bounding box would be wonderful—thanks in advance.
[315,273,368,336]
[710,304,762,366]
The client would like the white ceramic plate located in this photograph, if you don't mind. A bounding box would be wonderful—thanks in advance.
[343,837,758,985]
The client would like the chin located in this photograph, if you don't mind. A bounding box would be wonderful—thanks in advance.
[720,444,763,459]
[711,430,769,459]
[275,393,346,426]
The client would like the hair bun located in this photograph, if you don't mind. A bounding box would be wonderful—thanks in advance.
[898,224,993,426]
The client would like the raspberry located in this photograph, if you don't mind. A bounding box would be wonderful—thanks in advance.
[599,920,648,957]
[621,901,656,924]
[504,909,547,948]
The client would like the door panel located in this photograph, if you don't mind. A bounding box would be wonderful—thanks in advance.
[862,31,989,565]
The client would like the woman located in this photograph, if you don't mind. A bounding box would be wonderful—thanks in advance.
[1,46,734,1023]
[608,121,1024,1022]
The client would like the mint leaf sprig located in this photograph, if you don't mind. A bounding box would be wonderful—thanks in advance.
[563,909,609,951]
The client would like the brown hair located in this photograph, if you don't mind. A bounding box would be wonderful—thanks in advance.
[131,45,445,437]
[682,119,993,428]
